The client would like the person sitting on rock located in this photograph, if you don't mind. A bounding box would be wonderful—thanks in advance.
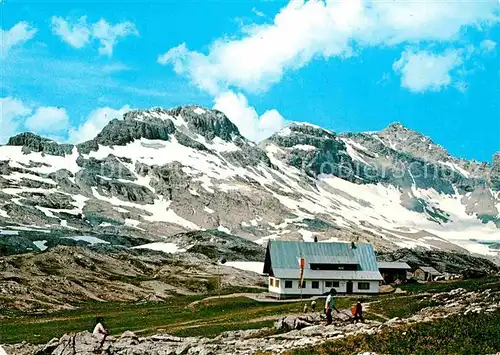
[353,300,364,323]
[93,317,109,351]
[324,288,340,326]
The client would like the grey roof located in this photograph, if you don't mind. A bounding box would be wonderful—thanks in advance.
[273,268,383,281]
[417,266,441,275]
[267,240,378,271]
[377,262,411,270]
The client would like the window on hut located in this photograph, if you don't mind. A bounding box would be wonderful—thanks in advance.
[358,282,370,290]
[325,281,340,288]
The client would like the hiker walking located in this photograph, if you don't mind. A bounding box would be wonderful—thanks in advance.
[93,317,109,351]
[324,288,340,326]
[352,299,364,323]
[303,303,308,313]
[311,300,316,312]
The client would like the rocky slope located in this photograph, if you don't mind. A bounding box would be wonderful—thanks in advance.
[0,230,266,312]
[0,106,499,261]
[377,248,500,278]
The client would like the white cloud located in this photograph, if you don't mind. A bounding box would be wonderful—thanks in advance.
[68,105,131,143]
[50,17,138,57]
[92,19,139,57]
[158,0,359,94]
[50,16,91,48]
[159,0,499,95]
[24,107,70,133]
[0,21,37,56]
[0,97,32,143]
[393,49,463,93]
[1,98,132,143]
[480,39,497,53]
[0,97,70,142]
[213,91,286,142]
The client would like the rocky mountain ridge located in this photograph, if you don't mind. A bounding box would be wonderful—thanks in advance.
[0,105,499,261]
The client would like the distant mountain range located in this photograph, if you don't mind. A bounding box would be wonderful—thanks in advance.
[1,105,499,261]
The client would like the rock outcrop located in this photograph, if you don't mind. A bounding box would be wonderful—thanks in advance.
[7,132,74,156]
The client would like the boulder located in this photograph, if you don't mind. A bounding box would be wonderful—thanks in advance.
[35,338,59,355]
[175,342,192,355]
[52,331,99,355]
[275,314,318,331]
[114,330,140,347]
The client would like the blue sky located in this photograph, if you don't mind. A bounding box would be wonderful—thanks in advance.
[1,0,499,163]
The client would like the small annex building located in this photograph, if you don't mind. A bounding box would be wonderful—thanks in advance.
[377,261,412,284]
[263,240,383,298]
[414,266,442,281]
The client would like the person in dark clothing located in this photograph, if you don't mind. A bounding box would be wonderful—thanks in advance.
[353,300,364,323]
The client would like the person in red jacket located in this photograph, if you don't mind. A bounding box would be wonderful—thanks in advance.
[352,300,364,323]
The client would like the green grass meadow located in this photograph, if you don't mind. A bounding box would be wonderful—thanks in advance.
[0,292,358,344]
[1,277,499,350]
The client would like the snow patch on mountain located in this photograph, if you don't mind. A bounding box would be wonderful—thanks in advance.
[226,261,265,274]
[132,242,182,253]
[33,240,48,251]
[64,236,110,245]
[1,146,80,174]
[193,107,206,115]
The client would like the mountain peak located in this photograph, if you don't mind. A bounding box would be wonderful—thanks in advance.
[385,122,409,131]
[75,105,245,155]
[377,122,451,163]
[7,132,53,146]
[283,122,336,137]
[6,132,74,156]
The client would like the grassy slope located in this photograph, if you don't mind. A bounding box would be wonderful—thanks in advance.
[0,288,359,344]
[2,277,499,347]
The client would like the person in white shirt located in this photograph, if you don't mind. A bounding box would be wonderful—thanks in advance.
[324,288,340,325]
[93,317,109,350]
